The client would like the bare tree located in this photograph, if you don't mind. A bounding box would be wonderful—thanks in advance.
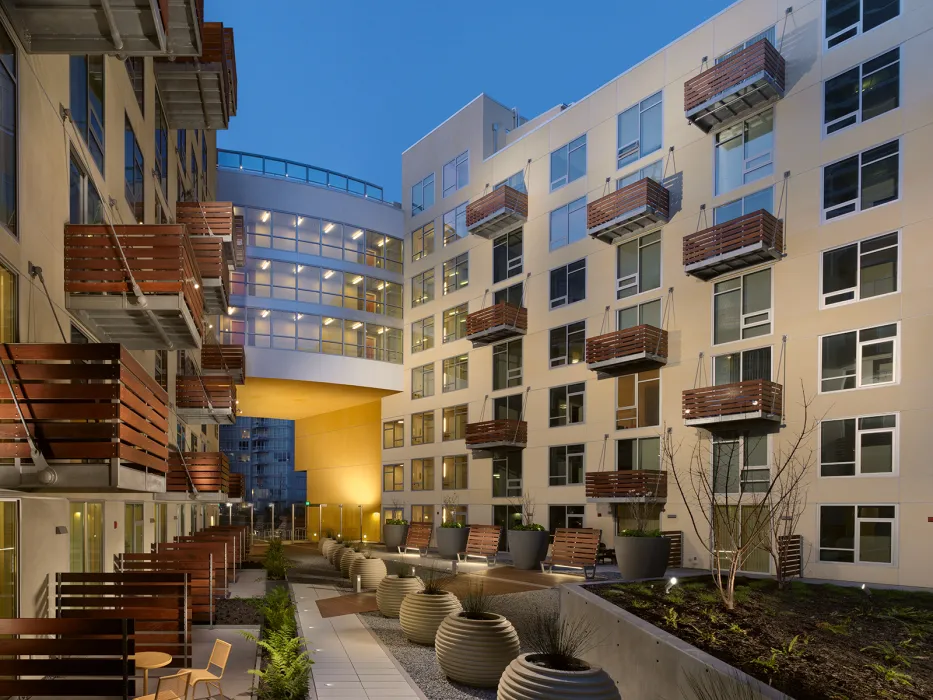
[762,447,811,588]
[509,491,540,527]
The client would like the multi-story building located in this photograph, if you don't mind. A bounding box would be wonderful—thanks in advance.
[383,0,933,587]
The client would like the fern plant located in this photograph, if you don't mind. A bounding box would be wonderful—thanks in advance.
[243,627,313,700]
[248,587,296,634]
[263,538,294,580]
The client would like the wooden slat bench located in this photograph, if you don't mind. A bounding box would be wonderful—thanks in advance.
[541,528,600,579]
[457,524,501,565]
[399,522,432,555]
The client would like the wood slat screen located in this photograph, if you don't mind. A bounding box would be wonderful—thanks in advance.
[586,178,670,230]
[205,524,251,557]
[175,374,237,411]
[585,325,668,364]
[661,531,683,568]
[201,342,246,381]
[466,302,527,337]
[117,553,215,624]
[777,534,803,579]
[232,214,246,267]
[684,39,785,112]
[682,379,783,420]
[465,419,527,448]
[463,524,501,557]
[548,528,600,567]
[585,471,668,499]
[175,202,234,239]
[178,531,241,568]
[228,472,244,498]
[466,186,528,228]
[682,210,783,267]
[167,450,230,493]
[155,541,229,593]
[223,26,238,115]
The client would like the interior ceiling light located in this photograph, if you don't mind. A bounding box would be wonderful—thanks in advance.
[260,309,270,318]
[351,229,363,240]
[227,306,236,315]
[351,276,363,285]
[260,211,270,223]
[297,216,304,225]
[377,282,385,290]
[323,317,334,325]
[377,327,385,334]
[377,239,385,247]
[323,223,335,233]
[351,322,362,330]
[323,270,335,279]
[296,265,304,272]
[260,260,271,270]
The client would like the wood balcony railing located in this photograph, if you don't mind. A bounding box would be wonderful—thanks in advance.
[227,472,244,500]
[683,210,783,280]
[64,224,204,349]
[682,379,782,427]
[176,202,235,313]
[585,325,668,377]
[175,375,237,425]
[465,420,527,451]
[587,178,670,244]
[465,302,527,347]
[232,214,246,269]
[466,186,528,239]
[586,471,668,501]
[201,343,246,384]
[684,39,786,132]
[167,451,230,494]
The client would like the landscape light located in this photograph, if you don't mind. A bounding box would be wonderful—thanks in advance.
[665,577,679,594]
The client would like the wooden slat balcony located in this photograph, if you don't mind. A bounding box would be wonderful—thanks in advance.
[683,379,782,428]
[465,303,527,347]
[223,26,237,117]
[64,224,204,350]
[176,202,234,313]
[201,343,246,384]
[586,471,668,502]
[587,178,670,245]
[227,472,244,500]
[165,0,203,55]
[232,214,246,269]
[466,186,528,239]
[175,375,237,425]
[167,451,230,496]
[465,419,527,452]
[585,325,668,378]
[0,343,168,492]
[683,210,783,280]
[684,38,786,132]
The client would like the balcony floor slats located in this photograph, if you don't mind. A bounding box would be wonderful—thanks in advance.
[683,209,784,280]
[465,303,527,347]
[587,178,671,245]
[585,471,668,502]
[585,325,668,378]
[466,187,528,239]
[465,420,527,452]
[683,379,783,429]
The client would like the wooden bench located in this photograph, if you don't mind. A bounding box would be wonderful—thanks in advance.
[541,528,600,579]
[457,524,501,565]
[399,522,432,555]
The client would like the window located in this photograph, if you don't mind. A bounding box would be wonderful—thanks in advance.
[617,231,660,299]
[713,346,771,385]
[493,229,523,283]
[825,0,900,49]
[617,436,660,471]
[550,259,586,309]
[820,324,897,392]
[412,173,435,215]
[495,171,526,193]
[124,57,144,114]
[823,140,899,220]
[190,151,198,200]
[383,419,403,449]
[69,502,103,572]
[411,411,435,445]
[549,321,586,368]
[494,393,523,421]
[442,253,468,294]
[443,202,467,245]
[714,187,774,224]
[442,405,468,441]
[615,370,660,429]
[412,505,434,523]
[411,316,434,353]
[617,160,663,190]
[494,282,523,308]
[154,502,168,544]
[549,505,585,534]
[412,363,434,399]
[822,231,898,306]
[493,452,522,498]
[549,383,585,427]
[824,48,899,135]
[715,108,773,195]
[550,135,586,191]
[412,222,434,261]
[442,354,468,392]
[493,338,522,390]
[443,151,468,197]
[821,414,896,477]
[412,458,435,491]
[549,197,586,250]
[69,155,103,224]
[713,435,770,493]
[549,444,585,486]
[383,463,404,492]
[443,303,468,343]
[717,26,776,62]
[819,505,896,564]
[155,95,168,197]
[442,455,468,490]
[177,129,186,170]
[124,116,144,222]
[617,91,662,168]
[0,27,15,236]
[618,299,661,331]
[154,349,167,391]
[443,503,467,525]
[70,55,104,173]
[411,269,434,308]
[713,268,772,344]
[124,503,144,554]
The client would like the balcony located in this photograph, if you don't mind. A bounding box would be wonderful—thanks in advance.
[683,380,783,429]
[684,39,786,133]
[585,471,668,502]
[232,214,246,268]
[165,0,203,55]
[585,325,668,379]
[466,186,528,239]
[465,303,527,347]
[0,343,168,492]
[65,224,204,350]
[587,178,670,245]
[683,210,783,280]
[201,343,246,384]
[176,202,234,313]
[465,419,527,452]
[227,472,244,500]
[175,375,237,425]
[167,451,230,500]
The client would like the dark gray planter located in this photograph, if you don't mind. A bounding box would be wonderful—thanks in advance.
[508,529,549,570]
[436,526,469,559]
[383,523,409,551]
[614,536,670,580]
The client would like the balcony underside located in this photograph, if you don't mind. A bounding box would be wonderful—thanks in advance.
[159,490,229,502]
[587,351,667,380]
[154,62,229,129]
[468,208,526,240]
[467,324,526,348]
[586,495,667,503]
[68,293,201,350]
[685,242,782,280]
[468,442,526,460]
[684,409,782,429]
[686,72,784,133]
[589,206,667,246]
[175,406,236,425]
[165,0,202,56]
[201,277,228,315]
[0,462,165,493]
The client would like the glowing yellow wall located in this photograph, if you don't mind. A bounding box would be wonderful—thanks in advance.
[295,400,383,542]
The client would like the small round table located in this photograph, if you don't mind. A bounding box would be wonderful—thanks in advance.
[131,651,173,695]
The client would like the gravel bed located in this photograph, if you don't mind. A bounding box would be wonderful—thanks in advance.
[214,596,262,626]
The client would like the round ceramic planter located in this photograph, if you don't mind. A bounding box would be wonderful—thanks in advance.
[497,653,621,700]
[614,536,670,580]
[376,575,424,618]
[399,590,462,645]
[329,544,347,567]
[435,526,470,559]
[383,523,409,551]
[508,529,550,570]
[320,539,335,559]
[340,550,363,578]
[435,612,520,687]
[349,557,387,589]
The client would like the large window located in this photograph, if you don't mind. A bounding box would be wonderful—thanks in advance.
[411,505,434,524]
[442,455,468,490]
[713,268,771,344]
[616,370,660,429]
[549,383,585,427]
[155,95,168,197]
[493,229,523,283]
[494,393,523,421]
[411,316,434,353]
[493,452,522,498]
[412,363,434,399]
[821,231,898,306]
[442,405,468,441]
[124,116,144,222]
[550,259,586,309]
[443,202,467,245]
[442,354,468,392]
[820,324,897,392]
[492,338,522,390]
[412,173,435,215]
[714,187,773,225]
[124,58,144,113]
[549,197,586,250]
[819,505,896,564]
[69,155,103,224]
[617,231,660,299]
[617,437,660,471]
[617,91,662,168]
[549,321,585,368]
[715,109,773,196]
[70,55,105,173]
[0,27,14,236]
[69,502,103,572]
[549,444,585,486]
[717,26,775,62]
[713,435,769,493]
[412,222,434,261]
[443,503,468,526]
[443,151,469,197]
[494,282,522,308]
[824,48,899,135]
[496,171,526,193]
[383,419,404,449]
[411,411,435,445]
[618,299,661,331]
[617,160,662,191]
[412,269,435,307]
[124,503,144,554]
[549,505,585,534]
[713,346,771,385]
[442,253,468,294]
[412,458,435,491]
[550,135,586,191]
[825,0,900,49]
[823,140,899,220]
[383,464,404,492]
[443,303,468,343]
[820,414,896,477]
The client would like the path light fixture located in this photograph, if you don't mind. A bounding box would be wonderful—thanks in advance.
[665,577,679,594]
[861,583,872,598]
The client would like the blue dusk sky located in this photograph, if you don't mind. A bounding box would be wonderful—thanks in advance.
[211,0,738,202]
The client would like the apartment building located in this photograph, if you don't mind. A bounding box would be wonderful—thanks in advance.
[383,0,933,587]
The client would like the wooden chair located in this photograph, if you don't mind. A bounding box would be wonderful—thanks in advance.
[134,670,191,700]
[456,524,501,565]
[182,639,231,699]
[540,528,600,580]
[399,522,432,555]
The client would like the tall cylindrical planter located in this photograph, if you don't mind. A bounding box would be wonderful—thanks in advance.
[329,544,347,567]
[383,523,409,551]
[614,536,670,580]
[508,529,550,570]
[399,591,462,645]
[376,575,424,618]
[497,653,621,700]
[435,612,520,687]
[350,557,387,589]
[340,550,363,578]
[435,526,470,559]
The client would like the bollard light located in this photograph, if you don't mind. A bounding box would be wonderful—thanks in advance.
[861,583,872,598]
[355,574,362,593]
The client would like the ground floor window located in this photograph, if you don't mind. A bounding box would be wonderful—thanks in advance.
[493,505,521,551]
[124,503,144,553]
[548,505,584,534]
[70,502,103,572]
[713,504,770,574]
[383,507,404,523]
[819,504,896,564]
[411,505,434,524]
[0,500,17,617]
[154,503,168,543]
[442,504,467,526]
[614,503,661,535]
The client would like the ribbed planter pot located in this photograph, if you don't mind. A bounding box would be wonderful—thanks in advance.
[376,575,424,618]
[435,612,520,687]
[435,526,470,559]
[399,591,462,645]
[497,653,621,700]
[508,529,550,570]
[383,523,409,551]
[329,544,347,567]
[349,557,387,589]
[320,538,335,558]
[340,550,363,578]
[614,536,670,580]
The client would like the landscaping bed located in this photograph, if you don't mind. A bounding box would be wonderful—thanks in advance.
[215,597,263,626]
[590,576,933,700]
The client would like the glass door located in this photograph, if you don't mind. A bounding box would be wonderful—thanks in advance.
[124,503,144,553]
[0,500,17,617]
[70,502,103,572]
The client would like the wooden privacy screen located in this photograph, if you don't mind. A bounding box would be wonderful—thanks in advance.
[178,531,241,568]
[205,524,251,557]
[585,471,668,499]
[777,534,803,579]
[117,552,215,624]
[167,451,230,493]
[175,201,235,239]
[466,303,527,336]
[662,531,683,568]
[466,186,528,227]
[228,472,245,498]
[465,419,527,448]
[586,177,670,230]
[201,342,247,384]
[684,39,785,112]
[155,540,229,593]
[175,375,237,412]
[585,325,669,364]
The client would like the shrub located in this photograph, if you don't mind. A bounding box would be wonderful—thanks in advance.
[461,582,494,620]
[263,539,293,581]
[510,522,546,531]
[385,518,408,526]
[524,610,597,671]
[618,528,662,538]
[245,627,312,700]
[248,587,295,634]
[440,520,464,528]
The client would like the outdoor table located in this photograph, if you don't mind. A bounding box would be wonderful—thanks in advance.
[131,650,173,694]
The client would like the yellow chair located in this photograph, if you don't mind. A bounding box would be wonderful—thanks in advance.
[183,639,232,699]
[134,670,191,700]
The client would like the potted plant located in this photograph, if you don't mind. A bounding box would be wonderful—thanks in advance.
[498,611,620,700]
[320,537,335,559]
[435,582,519,687]
[436,495,469,559]
[507,493,549,570]
[329,542,347,567]
[399,565,462,645]
[339,545,363,579]
[613,484,669,580]
[376,564,424,618]
[349,548,387,589]
[383,509,409,551]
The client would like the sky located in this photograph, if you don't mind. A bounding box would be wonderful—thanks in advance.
[211,0,737,203]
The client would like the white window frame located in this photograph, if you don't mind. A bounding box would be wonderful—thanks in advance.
[549,382,586,427]
[442,151,468,198]
[823,47,900,137]
[492,451,523,498]
[819,323,899,394]
[411,411,435,446]
[411,315,434,353]
[442,303,468,343]
[442,253,468,295]
[822,139,900,222]
[383,463,404,492]
[711,434,770,495]
[493,229,523,283]
[549,258,586,310]
[616,159,663,191]
[412,222,434,262]
[442,354,468,393]
[616,91,663,169]
[615,370,661,431]
[549,320,586,368]
[714,108,774,196]
[550,135,587,191]
[824,0,901,51]
[549,444,585,486]
[712,346,773,385]
[713,186,774,225]
[411,173,435,216]
[411,268,434,308]
[442,202,467,245]
[492,338,523,390]
[411,363,434,400]
[548,196,587,251]
[818,504,898,566]
[616,436,661,471]
[819,413,898,478]
[442,404,468,441]
[411,457,435,491]
[617,231,661,300]
[819,231,900,309]
[442,455,469,490]
[712,267,773,345]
